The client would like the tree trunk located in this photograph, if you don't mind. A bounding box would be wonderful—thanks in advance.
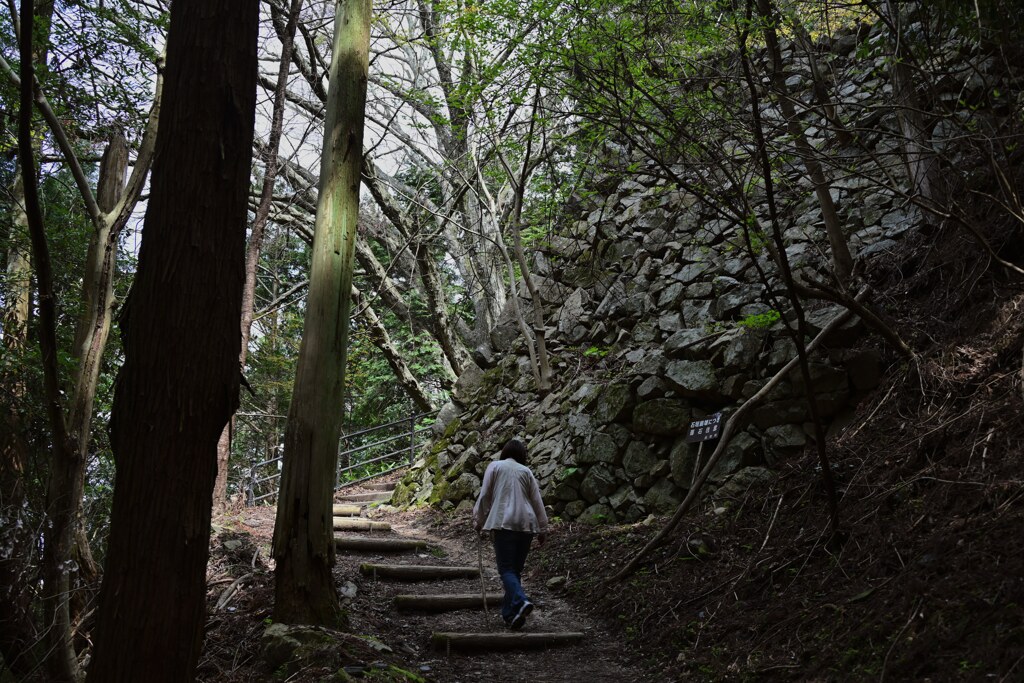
[2,0,54,349]
[743,0,841,537]
[272,0,371,627]
[361,154,469,377]
[16,3,80,678]
[0,409,41,677]
[2,173,31,347]
[351,286,434,412]
[61,133,128,649]
[883,0,940,211]
[86,1,260,680]
[756,0,854,285]
[214,0,306,513]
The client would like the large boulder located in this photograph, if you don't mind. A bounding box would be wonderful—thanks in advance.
[708,432,762,481]
[669,438,700,489]
[577,431,622,465]
[262,623,354,677]
[579,503,616,524]
[665,360,724,401]
[452,362,486,403]
[591,383,635,424]
[431,402,461,435]
[446,473,481,503]
[633,399,691,435]
[622,441,658,478]
[791,362,849,395]
[579,465,617,503]
[665,328,714,360]
[644,478,682,513]
[712,466,774,504]
[720,329,767,371]
[558,288,591,336]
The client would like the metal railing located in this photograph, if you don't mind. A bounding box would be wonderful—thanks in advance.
[247,408,438,505]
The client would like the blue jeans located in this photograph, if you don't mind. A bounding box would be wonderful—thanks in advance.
[492,530,533,622]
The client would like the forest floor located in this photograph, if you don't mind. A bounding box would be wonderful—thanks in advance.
[199,222,1024,682]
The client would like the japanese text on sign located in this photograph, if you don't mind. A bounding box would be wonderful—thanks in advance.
[686,412,722,443]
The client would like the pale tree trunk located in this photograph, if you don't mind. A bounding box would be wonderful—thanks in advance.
[414,0,507,346]
[882,0,940,211]
[214,0,306,513]
[86,0,260,679]
[504,95,552,392]
[272,0,371,626]
[351,286,434,411]
[756,0,854,285]
[61,133,127,643]
[354,238,414,322]
[32,56,161,672]
[2,173,31,347]
[2,0,54,347]
[270,5,498,369]
[473,154,546,391]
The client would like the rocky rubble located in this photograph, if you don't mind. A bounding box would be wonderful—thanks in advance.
[392,19,1017,523]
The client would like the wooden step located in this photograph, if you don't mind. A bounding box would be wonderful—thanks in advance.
[336,491,392,503]
[431,632,586,653]
[332,504,362,517]
[364,482,395,491]
[394,593,503,613]
[332,518,391,532]
[336,536,426,552]
[359,563,479,581]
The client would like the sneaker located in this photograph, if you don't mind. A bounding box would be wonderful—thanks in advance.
[509,601,533,630]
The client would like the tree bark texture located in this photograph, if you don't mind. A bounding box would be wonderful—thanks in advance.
[86,1,259,680]
[272,0,372,627]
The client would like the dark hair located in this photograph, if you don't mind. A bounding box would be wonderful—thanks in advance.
[500,439,528,465]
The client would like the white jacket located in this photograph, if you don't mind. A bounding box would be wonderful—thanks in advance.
[472,458,549,533]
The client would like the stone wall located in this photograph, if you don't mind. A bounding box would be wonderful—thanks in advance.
[392,19,1017,522]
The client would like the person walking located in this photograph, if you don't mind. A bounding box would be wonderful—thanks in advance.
[473,438,549,630]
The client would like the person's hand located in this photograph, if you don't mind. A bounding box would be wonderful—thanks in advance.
[536,532,548,547]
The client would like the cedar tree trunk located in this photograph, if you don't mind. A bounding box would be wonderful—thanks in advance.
[272,0,372,626]
[86,1,259,681]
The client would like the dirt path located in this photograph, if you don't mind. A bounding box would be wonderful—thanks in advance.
[327,486,650,683]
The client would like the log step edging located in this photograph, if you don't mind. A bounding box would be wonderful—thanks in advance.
[430,632,586,653]
[336,491,392,503]
[333,519,391,532]
[336,537,427,552]
[394,593,503,612]
[332,504,362,517]
[359,564,479,581]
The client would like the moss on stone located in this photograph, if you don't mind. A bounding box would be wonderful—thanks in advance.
[427,479,449,506]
